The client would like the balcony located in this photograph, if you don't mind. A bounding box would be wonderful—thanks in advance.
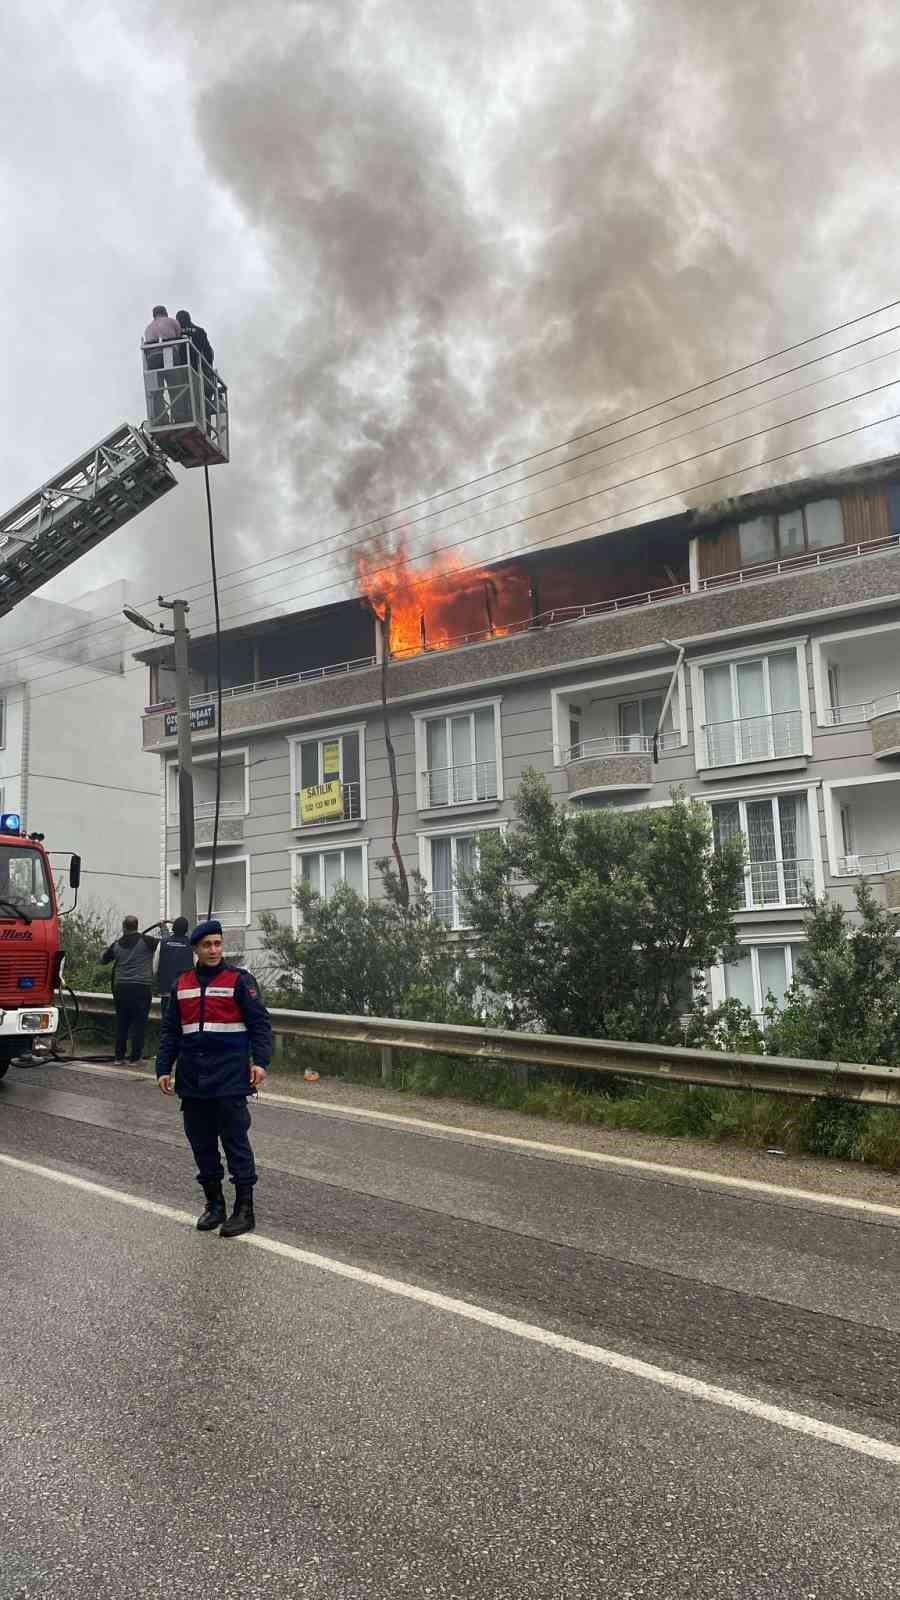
[429,889,468,929]
[737,857,814,910]
[423,762,499,809]
[193,798,244,845]
[702,711,804,769]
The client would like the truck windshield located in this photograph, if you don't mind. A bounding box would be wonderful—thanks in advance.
[0,844,53,919]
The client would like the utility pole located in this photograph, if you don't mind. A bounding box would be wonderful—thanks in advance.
[123,596,196,929]
[160,597,197,929]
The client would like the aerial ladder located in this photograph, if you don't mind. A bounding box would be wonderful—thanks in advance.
[0,338,228,621]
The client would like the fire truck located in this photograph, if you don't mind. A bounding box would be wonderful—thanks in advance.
[0,812,80,1078]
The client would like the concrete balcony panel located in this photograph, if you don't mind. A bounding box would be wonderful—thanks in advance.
[142,544,900,750]
[565,752,653,796]
[195,814,244,845]
[871,707,900,759]
[885,871,900,908]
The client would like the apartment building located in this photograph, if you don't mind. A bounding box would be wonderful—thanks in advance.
[137,451,900,1013]
[1,581,160,922]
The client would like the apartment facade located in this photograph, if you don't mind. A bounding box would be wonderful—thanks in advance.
[0,582,160,924]
[138,453,900,1014]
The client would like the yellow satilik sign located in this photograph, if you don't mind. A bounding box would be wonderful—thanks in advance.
[299,780,344,823]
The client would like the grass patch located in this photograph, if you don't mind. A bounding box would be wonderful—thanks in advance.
[270,1037,900,1173]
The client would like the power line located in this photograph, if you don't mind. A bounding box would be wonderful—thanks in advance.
[10,337,900,696]
[3,300,900,678]
[22,401,900,715]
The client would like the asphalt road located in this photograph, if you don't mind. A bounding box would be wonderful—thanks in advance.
[1,1058,899,1598]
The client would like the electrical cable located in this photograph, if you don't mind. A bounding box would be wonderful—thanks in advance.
[3,300,900,678]
[14,358,900,707]
[204,463,224,919]
[20,397,900,715]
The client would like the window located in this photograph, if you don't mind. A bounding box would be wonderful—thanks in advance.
[168,858,250,926]
[569,706,583,762]
[418,702,501,808]
[618,693,671,751]
[737,499,843,567]
[296,846,366,904]
[294,729,363,827]
[712,792,814,908]
[425,829,498,929]
[0,843,53,919]
[724,944,805,1015]
[700,649,803,767]
[167,751,247,819]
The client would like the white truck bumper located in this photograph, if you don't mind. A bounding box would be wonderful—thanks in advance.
[0,1006,58,1038]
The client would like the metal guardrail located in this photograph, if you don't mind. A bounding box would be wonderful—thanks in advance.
[72,993,900,1106]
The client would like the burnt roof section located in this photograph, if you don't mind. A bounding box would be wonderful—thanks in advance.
[132,447,900,661]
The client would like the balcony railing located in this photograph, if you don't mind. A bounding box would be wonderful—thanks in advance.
[428,889,468,928]
[823,690,900,726]
[563,730,681,762]
[298,780,362,827]
[738,857,814,909]
[423,762,499,808]
[703,710,804,768]
[838,850,900,875]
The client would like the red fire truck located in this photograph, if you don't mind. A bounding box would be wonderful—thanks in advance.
[0,812,80,1079]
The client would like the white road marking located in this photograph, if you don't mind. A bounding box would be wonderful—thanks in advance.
[49,1058,900,1221]
[2,1149,899,1468]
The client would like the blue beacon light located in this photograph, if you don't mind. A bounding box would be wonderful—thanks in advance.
[0,813,22,834]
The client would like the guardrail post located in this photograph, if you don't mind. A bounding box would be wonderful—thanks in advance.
[380,1045,393,1083]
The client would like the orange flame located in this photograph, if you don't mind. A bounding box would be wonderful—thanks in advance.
[356,536,529,657]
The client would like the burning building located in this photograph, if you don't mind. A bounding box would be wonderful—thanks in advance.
[137,452,900,1015]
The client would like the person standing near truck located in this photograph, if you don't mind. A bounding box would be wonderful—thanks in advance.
[101,915,158,1064]
[156,919,271,1238]
[156,916,194,1021]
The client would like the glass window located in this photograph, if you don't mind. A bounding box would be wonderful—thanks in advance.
[192,862,247,925]
[712,792,812,908]
[296,731,363,824]
[724,943,804,1013]
[424,707,499,807]
[701,650,803,767]
[804,498,843,549]
[724,951,755,1009]
[428,830,497,928]
[739,516,777,564]
[777,508,805,554]
[0,844,53,919]
[300,846,365,902]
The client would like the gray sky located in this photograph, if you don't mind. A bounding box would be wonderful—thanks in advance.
[3,0,900,655]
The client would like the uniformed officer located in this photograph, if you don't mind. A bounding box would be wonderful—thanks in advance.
[156,918,272,1237]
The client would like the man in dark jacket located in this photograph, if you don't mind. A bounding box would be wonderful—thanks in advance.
[156,916,194,1019]
[102,916,158,1064]
[175,310,217,426]
[156,919,271,1238]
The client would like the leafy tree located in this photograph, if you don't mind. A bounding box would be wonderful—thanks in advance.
[258,861,479,1020]
[460,770,745,1043]
[764,882,900,1065]
[59,903,116,991]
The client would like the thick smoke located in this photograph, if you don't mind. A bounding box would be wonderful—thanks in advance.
[141,0,900,600]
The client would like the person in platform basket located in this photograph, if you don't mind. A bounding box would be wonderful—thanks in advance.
[156,919,272,1237]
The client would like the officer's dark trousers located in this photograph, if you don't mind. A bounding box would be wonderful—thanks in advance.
[181,1096,257,1187]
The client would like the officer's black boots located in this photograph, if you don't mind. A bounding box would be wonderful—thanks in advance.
[220,1183,255,1238]
[196,1178,227,1232]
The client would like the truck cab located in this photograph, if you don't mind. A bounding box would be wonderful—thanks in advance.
[0,813,74,1077]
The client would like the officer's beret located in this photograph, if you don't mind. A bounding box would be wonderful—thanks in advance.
[189,917,223,946]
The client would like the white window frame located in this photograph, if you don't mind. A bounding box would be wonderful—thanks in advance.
[412,698,503,811]
[705,781,823,904]
[166,746,251,824]
[550,665,687,765]
[690,637,811,771]
[166,854,251,927]
[710,938,807,1013]
[810,620,900,728]
[288,722,367,830]
[289,841,370,930]
[822,773,900,876]
[0,694,5,750]
[417,820,505,930]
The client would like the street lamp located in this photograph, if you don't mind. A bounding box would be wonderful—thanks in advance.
[122,604,163,634]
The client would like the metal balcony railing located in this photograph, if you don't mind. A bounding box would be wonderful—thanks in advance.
[737,857,814,908]
[823,690,900,726]
[703,710,804,768]
[838,850,900,875]
[423,762,499,808]
[563,730,681,762]
[194,797,244,819]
